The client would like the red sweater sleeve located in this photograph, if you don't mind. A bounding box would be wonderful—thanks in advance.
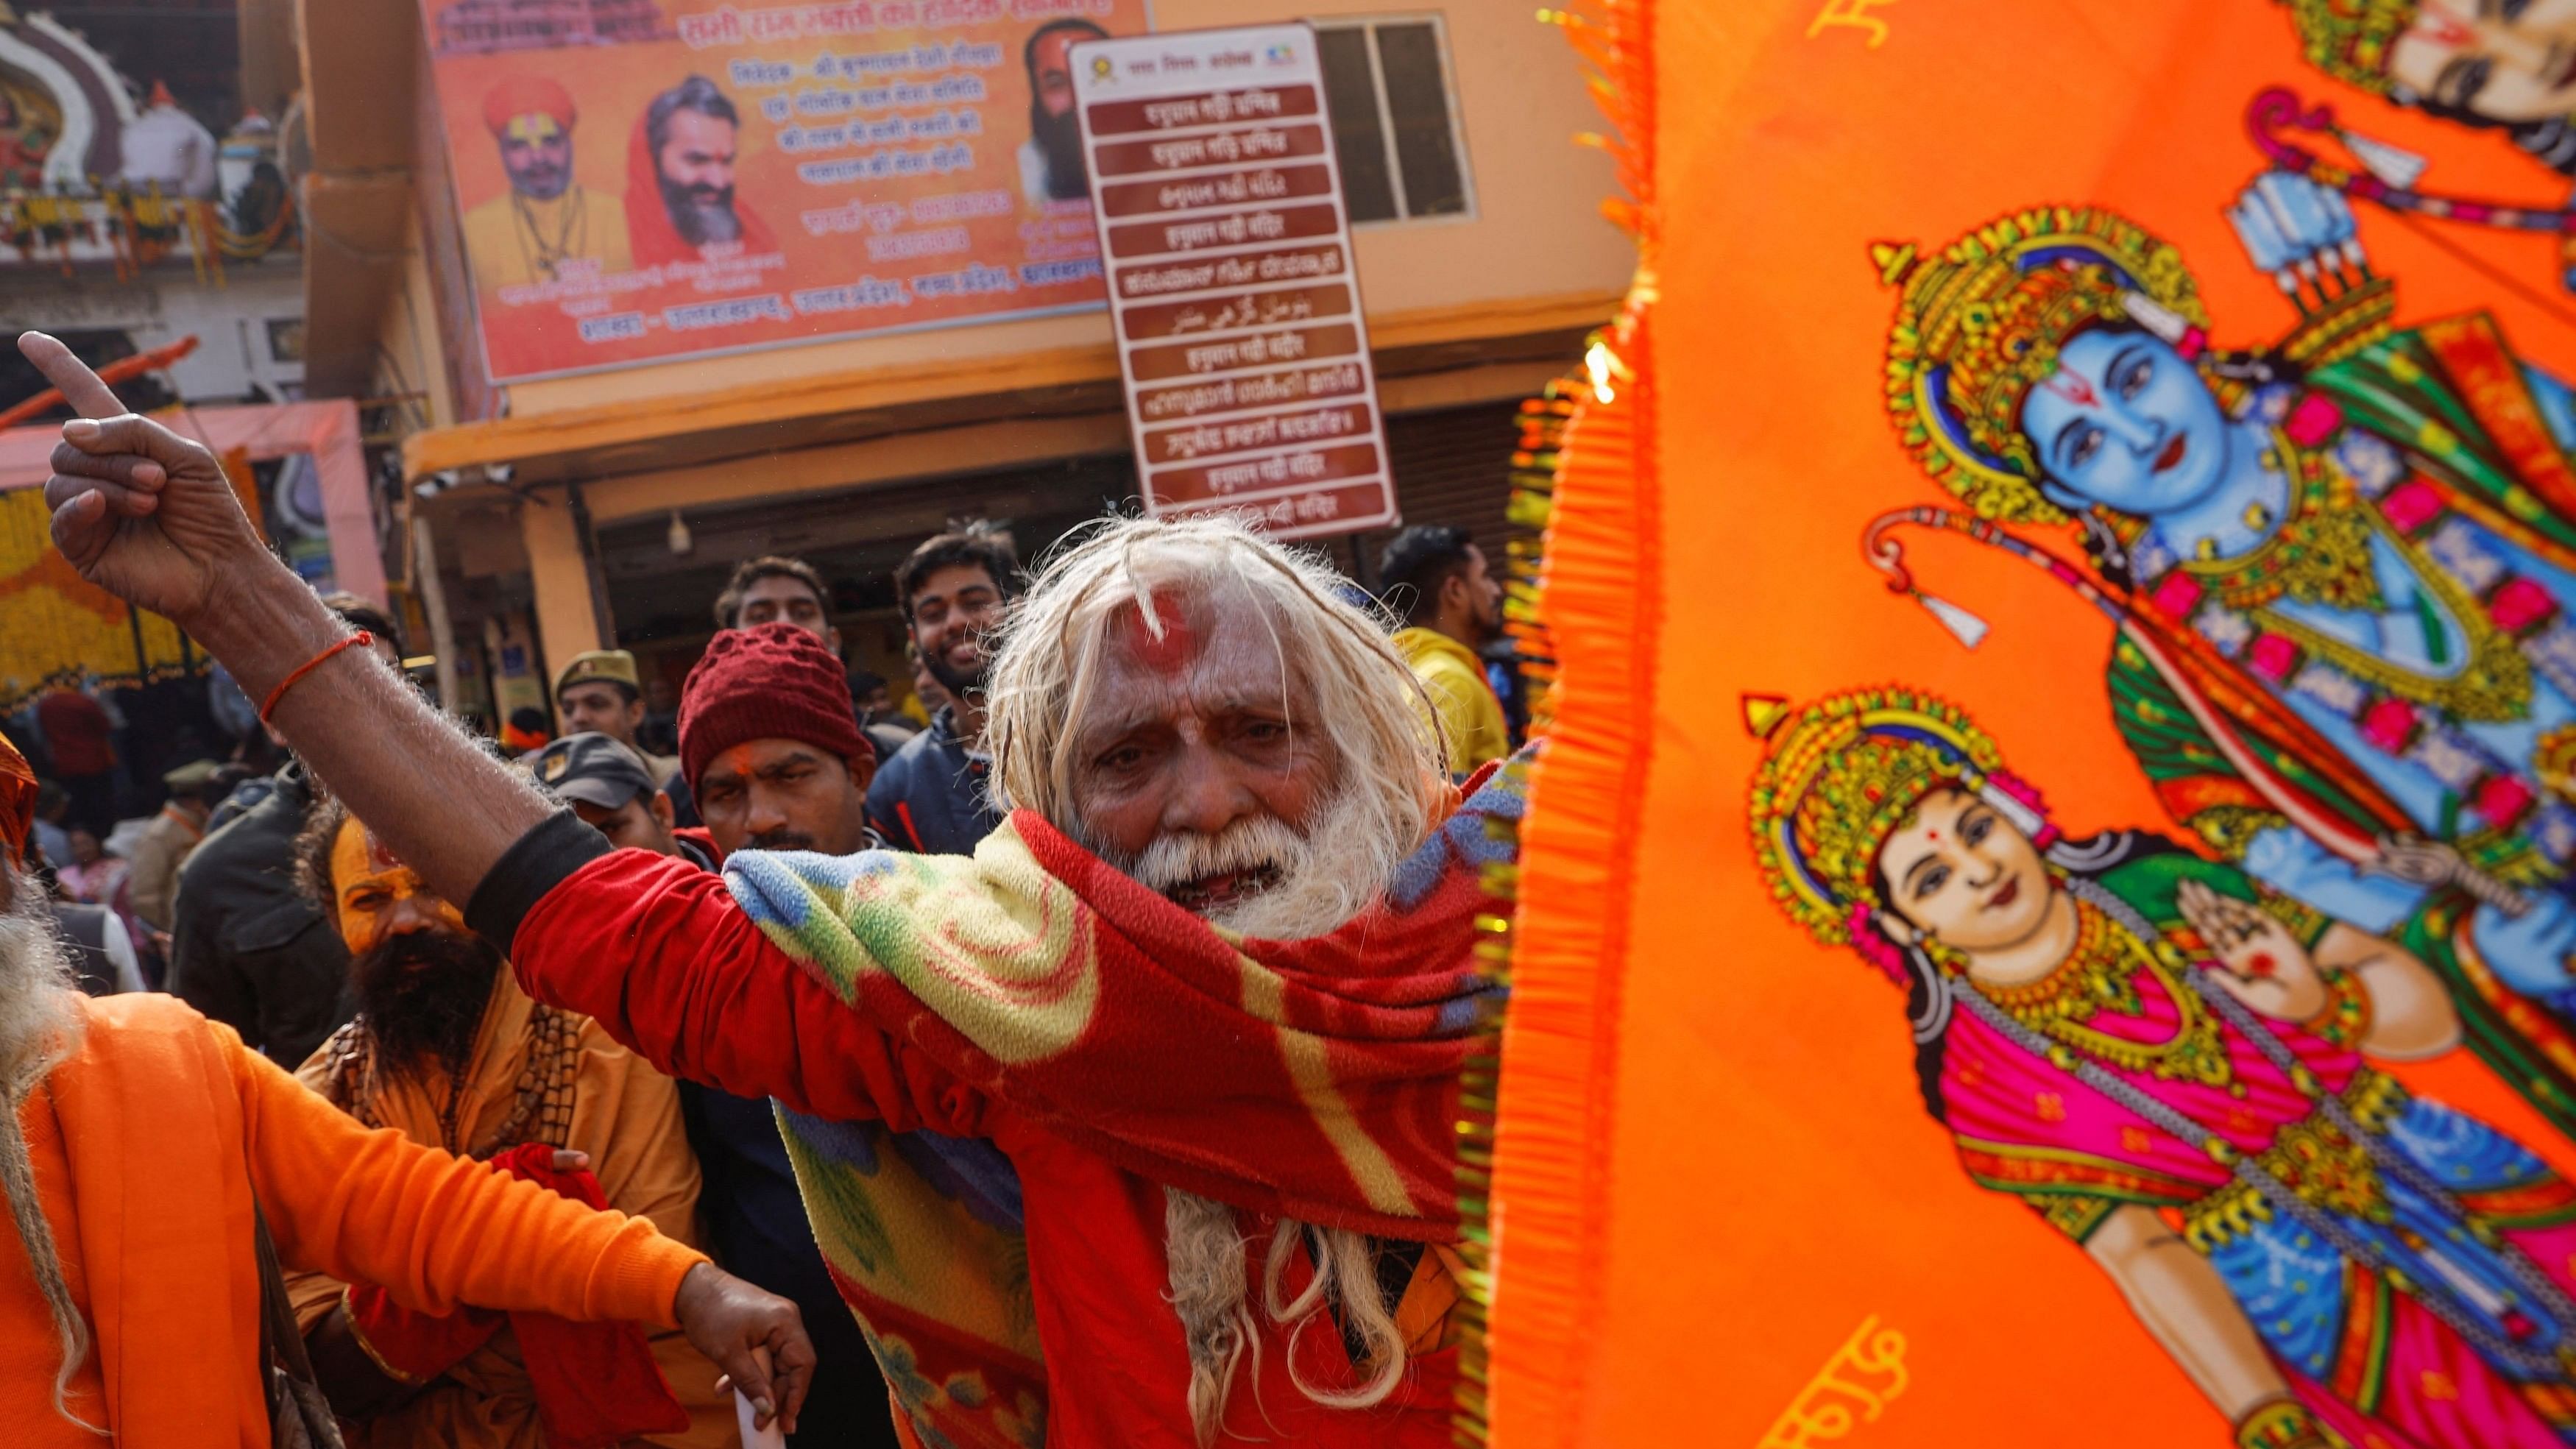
[512,847,991,1134]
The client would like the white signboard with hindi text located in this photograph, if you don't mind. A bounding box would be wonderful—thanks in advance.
[1069,22,1397,541]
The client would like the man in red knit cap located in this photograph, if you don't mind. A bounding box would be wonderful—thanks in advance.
[682,623,879,859]
[30,332,1510,1449]
[665,623,899,1449]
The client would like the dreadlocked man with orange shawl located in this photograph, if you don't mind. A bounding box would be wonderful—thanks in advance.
[1866,185,2576,1149]
[1752,684,2576,1449]
[0,712,817,1447]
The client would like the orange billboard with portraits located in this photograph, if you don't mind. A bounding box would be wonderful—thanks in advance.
[420,0,1151,380]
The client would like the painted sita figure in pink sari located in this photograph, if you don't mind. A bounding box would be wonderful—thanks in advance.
[1752,685,2576,1448]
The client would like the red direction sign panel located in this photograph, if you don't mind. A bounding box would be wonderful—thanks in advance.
[1070,23,1396,540]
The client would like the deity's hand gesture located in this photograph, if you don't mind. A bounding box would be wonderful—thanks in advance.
[2177,879,2330,1022]
[19,331,267,631]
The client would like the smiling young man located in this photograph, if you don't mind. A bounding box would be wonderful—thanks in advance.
[864,530,1017,854]
[26,330,1510,1449]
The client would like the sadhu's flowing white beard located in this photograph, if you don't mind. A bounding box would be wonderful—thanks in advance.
[1115,790,1413,1442]
[1161,1188,1406,1445]
[0,870,94,1428]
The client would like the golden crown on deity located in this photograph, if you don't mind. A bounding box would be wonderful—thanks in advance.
[2279,0,2415,94]
[1746,687,2018,946]
[1877,205,2209,524]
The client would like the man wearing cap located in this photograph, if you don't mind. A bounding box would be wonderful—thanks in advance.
[528,733,679,855]
[556,649,682,791]
[658,623,898,1447]
[124,758,219,939]
[461,75,631,292]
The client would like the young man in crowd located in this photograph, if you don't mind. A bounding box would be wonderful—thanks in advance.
[1376,525,1512,773]
[169,595,403,1067]
[647,625,897,1446]
[32,330,1503,1447]
[712,555,839,651]
[0,728,813,1445]
[866,530,1017,854]
[286,793,740,1447]
[556,649,682,789]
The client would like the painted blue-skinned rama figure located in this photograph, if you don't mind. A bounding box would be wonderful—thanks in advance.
[1866,171,2576,1140]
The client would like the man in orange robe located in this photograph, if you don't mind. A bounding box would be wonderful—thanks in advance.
[0,731,817,1448]
[286,796,737,1448]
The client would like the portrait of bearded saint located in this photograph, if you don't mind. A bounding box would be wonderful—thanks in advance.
[1864,191,2576,1154]
[2274,0,2576,290]
[1750,684,2576,1448]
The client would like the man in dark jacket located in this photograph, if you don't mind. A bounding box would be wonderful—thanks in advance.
[166,599,403,1066]
[864,529,1018,854]
[594,627,897,1448]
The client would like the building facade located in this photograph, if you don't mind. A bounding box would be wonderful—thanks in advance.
[298,0,1630,721]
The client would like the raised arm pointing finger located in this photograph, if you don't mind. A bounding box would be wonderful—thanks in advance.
[20,330,263,625]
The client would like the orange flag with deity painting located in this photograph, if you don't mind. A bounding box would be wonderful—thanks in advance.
[1482,1,2576,1447]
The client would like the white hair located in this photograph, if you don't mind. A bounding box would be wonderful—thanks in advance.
[0,862,96,1431]
[984,511,1448,857]
[982,514,1446,1440]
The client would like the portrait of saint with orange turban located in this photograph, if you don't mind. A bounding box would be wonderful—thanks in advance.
[459,74,633,294]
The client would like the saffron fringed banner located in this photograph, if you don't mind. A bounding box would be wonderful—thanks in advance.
[1489,1,2576,1445]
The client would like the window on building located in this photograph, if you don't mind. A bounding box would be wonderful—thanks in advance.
[1314,16,1472,225]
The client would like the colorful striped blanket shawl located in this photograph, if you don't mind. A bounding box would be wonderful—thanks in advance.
[719,762,1521,1448]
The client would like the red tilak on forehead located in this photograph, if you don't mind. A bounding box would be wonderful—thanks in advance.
[364,826,403,874]
[1122,597,1197,675]
[2039,370,2098,408]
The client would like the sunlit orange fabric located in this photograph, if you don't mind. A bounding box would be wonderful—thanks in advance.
[1489,2,2576,1445]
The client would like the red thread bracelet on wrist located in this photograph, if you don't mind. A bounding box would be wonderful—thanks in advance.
[259,631,372,725]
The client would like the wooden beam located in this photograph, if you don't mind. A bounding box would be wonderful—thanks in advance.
[401,289,1618,482]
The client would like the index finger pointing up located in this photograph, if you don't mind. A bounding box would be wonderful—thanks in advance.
[16,332,127,421]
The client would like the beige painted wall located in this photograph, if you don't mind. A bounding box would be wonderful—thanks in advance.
[495,2,1627,418]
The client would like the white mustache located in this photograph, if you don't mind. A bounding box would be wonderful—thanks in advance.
[1129,812,1309,895]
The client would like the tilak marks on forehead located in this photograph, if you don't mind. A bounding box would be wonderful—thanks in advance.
[1120,588,1200,674]
[336,815,406,876]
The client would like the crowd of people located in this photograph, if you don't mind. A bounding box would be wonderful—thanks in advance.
[0,330,1526,1448]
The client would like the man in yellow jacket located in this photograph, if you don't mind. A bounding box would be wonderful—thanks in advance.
[1378,525,1511,773]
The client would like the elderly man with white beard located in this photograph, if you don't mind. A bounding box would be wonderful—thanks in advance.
[24,330,1516,1449]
